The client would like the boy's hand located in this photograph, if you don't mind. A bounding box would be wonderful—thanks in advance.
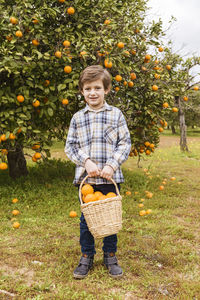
[85,159,100,177]
[100,165,114,181]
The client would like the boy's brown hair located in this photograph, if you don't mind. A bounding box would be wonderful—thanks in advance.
[79,65,111,92]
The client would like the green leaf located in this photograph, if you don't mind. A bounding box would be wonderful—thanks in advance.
[47,108,54,117]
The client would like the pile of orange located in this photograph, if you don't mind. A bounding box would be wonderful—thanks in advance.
[81,184,116,203]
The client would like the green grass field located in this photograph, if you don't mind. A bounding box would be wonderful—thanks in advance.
[0,136,200,299]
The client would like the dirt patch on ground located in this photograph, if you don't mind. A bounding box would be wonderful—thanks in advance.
[159,136,200,148]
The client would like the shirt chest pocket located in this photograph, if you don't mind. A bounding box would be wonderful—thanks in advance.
[104,125,118,144]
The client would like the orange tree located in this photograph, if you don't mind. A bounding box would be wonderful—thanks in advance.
[158,51,200,151]
[0,0,176,178]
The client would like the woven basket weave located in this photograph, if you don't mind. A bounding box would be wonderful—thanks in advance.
[79,175,122,239]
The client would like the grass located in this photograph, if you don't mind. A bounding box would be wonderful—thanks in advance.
[0,137,200,299]
[161,127,200,137]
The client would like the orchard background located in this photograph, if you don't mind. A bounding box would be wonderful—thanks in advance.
[0,0,200,299]
[1,0,199,178]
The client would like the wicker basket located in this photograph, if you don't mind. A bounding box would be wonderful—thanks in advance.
[79,175,122,239]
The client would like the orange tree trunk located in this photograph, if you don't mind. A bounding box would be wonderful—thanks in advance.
[7,146,28,179]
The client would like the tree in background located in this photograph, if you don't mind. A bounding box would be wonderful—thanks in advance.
[0,0,181,178]
[161,51,200,151]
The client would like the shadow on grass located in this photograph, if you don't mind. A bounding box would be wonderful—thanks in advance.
[0,159,75,188]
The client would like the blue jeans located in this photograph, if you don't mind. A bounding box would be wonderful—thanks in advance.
[78,183,120,256]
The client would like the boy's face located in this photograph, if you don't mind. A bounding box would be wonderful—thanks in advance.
[81,79,109,110]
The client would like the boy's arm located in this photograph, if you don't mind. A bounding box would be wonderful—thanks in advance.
[65,116,89,167]
[105,112,131,171]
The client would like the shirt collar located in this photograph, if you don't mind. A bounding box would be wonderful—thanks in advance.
[83,102,112,114]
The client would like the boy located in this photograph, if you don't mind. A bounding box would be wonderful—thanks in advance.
[65,65,131,279]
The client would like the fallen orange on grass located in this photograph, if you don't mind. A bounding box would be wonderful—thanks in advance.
[13,222,20,229]
[12,198,18,203]
[12,210,20,216]
[69,211,77,218]
[126,191,131,196]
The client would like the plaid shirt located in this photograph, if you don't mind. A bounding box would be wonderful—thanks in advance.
[64,102,131,185]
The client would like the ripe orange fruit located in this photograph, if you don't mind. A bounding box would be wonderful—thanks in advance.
[17,128,22,134]
[10,17,18,24]
[146,150,151,155]
[81,184,94,196]
[32,144,40,150]
[146,192,153,198]
[130,72,136,80]
[152,85,158,91]
[170,177,176,181]
[193,86,199,91]
[1,134,6,141]
[149,143,154,149]
[104,59,112,68]
[123,81,127,86]
[104,19,111,25]
[140,198,145,202]
[153,66,159,71]
[154,73,160,79]
[158,127,164,132]
[115,75,122,82]
[63,40,71,47]
[84,193,97,203]
[146,209,152,215]
[6,35,13,41]
[12,198,18,203]
[183,96,188,101]
[106,192,116,198]
[117,42,124,48]
[159,185,164,190]
[172,107,178,112]
[94,191,103,200]
[12,209,20,216]
[44,80,50,87]
[98,195,107,200]
[163,102,169,108]
[58,0,65,2]
[32,39,39,46]
[158,47,164,52]
[13,221,20,229]
[15,30,23,37]
[67,7,75,15]
[128,81,134,87]
[64,65,72,73]
[145,54,151,60]
[9,133,16,140]
[2,149,8,155]
[17,95,24,103]
[144,141,150,147]
[0,163,8,170]
[138,203,144,208]
[34,152,42,159]
[126,191,131,195]
[32,18,39,24]
[166,65,172,70]
[32,156,37,162]
[135,27,140,34]
[62,99,69,105]
[141,66,147,71]
[115,87,120,92]
[139,210,146,216]
[131,49,136,55]
[32,100,40,107]
[69,210,77,217]
[55,51,62,58]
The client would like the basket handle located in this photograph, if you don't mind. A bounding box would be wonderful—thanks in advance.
[79,175,121,205]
